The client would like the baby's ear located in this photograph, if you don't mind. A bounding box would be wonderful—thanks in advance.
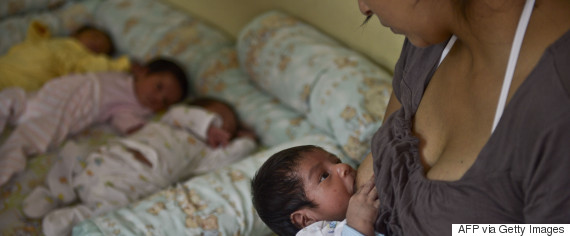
[290,209,317,229]
[131,63,147,78]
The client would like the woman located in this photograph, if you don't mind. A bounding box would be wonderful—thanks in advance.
[355,0,570,235]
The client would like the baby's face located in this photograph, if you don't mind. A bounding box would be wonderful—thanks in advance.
[134,72,183,112]
[75,29,112,55]
[297,149,356,221]
[204,102,238,136]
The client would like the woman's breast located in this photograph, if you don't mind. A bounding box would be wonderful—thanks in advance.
[371,111,524,235]
[411,73,498,181]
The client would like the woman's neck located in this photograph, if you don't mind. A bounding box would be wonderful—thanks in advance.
[449,0,570,74]
[449,0,527,72]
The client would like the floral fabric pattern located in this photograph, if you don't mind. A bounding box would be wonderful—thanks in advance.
[0,0,234,234]
[237,11,393,161]
[74,135,350,236]
[0,124,117,236]
[0,0,71,21]
[0,4,394,236]
[92,0,232,82]
[194,47,326,148]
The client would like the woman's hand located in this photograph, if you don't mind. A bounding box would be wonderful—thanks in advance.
[346,176,379,236]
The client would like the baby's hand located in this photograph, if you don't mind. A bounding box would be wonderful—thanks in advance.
[236,129,257,142]
[125,123,144,135]
[207,125,231,148]
[346,176,379,235]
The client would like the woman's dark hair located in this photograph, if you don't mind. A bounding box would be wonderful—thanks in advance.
[144,58,189,99]
[251,145,322,236]
[73,24,116,56]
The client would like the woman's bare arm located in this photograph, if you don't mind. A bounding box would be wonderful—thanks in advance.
[383,91,401,120]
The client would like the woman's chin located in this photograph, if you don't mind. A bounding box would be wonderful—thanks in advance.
[407,37,433,48]
[389,27,400,34]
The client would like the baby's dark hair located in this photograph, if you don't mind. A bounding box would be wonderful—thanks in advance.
[188,97,235,114]
[73,24,116,56]
[144,58,189,100]
[188,96,240,135]
[251,145,322,236]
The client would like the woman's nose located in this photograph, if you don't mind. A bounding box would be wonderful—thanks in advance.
[357,0,372,15]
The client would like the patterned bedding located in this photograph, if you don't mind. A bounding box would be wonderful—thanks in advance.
[72,135,341,236]
[1,0,232,234]
[0,125,118,235]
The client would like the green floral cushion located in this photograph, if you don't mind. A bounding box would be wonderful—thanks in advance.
[93,0,233,85]
[237,11,393,161]
[194,47,324,147]
[0,0,72,20]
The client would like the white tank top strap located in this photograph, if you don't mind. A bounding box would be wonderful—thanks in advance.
[436,0,536,133]
[438,35,457,66]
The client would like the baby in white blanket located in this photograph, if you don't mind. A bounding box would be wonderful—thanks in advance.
[23,97,257,236]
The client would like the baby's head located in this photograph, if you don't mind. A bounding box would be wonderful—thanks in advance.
[134,58,188,112]
[73,25,115,56]
[252,145,356,235]
[189,97,239,137]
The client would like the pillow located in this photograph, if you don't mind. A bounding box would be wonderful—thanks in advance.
[0,0,101,55]
[237,11,341,114]
[307,53,392,160]
[93,0,233,82]
[237,11,393,161]
[73,134,356,235]
[0,0,71,20]
[194,47,324,146]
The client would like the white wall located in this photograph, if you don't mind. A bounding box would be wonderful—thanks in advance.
[162,0,404,72]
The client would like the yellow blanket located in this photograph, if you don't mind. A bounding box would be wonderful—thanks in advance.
[0,21,129,91]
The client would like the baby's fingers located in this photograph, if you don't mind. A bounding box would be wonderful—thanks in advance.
[374,198,380,208]
[219,137,230,147]
[368,186,379,201]
[358,176,375,193]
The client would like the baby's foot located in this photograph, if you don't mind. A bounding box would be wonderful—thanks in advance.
[23,186,58,218]
[42,205,92,236]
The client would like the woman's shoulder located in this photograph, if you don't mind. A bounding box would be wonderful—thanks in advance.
[546,29,570,95]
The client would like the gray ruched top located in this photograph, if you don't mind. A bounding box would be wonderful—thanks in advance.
[371,30,570,235]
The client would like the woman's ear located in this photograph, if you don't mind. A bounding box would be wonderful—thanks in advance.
[290,209,317,229]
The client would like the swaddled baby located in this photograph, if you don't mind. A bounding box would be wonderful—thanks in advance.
[24,97,257,236]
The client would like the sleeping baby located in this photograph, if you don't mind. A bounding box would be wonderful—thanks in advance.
[0,20,130,92]
[0,58,188,186]
[23,97,257,236]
